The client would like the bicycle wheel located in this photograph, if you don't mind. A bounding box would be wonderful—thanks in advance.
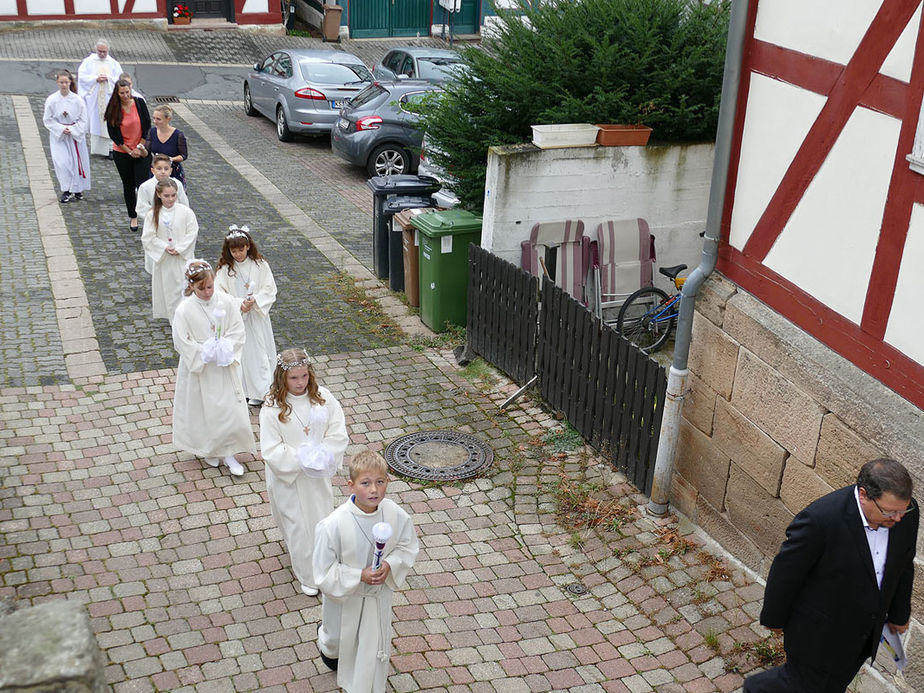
[617,287,674,353]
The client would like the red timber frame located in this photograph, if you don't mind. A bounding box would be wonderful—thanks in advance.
[719,0,924,409]
[8,0,164,20]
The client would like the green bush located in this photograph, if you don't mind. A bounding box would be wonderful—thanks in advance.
[418,0,730,212]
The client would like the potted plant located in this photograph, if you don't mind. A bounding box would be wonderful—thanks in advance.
[594,124,652,146]
[173,4,192,24]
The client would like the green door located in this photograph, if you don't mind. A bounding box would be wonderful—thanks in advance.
[350,0,429,38]
[452,0,478,34]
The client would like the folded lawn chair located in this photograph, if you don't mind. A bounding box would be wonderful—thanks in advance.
[520,220,586,301]
[583,218,656,323]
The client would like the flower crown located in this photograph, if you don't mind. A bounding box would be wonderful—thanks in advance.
[276,350,312,371]
[226,224,251,241]
[185,259,213,284]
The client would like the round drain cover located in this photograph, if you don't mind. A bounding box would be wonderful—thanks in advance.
[566,582,588,595]
[384,430,493,481]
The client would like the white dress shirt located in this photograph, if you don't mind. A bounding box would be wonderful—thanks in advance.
[854,485,889,589]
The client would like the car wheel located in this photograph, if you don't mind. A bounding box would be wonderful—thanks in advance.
[244,84,258,117]
[367,144,410,177]
[276,106,294,142]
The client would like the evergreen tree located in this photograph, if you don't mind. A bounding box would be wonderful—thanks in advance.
[419,0,730,212]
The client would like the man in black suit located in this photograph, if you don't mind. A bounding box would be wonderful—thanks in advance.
[744,458,918,693]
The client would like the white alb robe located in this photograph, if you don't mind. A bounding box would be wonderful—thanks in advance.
[215,258,277,401]
[77,52,123,155]
[172,291,256,458]
[141,203,198,322]
[43,91,91,194]
[135,177,188,274]
[259,387,348,588]
[313,497,419,693]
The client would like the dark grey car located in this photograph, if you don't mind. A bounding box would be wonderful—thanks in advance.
[244,48,373,141]
[331,80,441,177]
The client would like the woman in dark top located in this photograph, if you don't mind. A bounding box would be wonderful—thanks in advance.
[105,79,151,231]
[145,105,188,188]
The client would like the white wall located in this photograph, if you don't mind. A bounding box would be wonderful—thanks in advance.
[481,142,714,292]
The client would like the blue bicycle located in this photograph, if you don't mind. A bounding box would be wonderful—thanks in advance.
[616,264,687,354]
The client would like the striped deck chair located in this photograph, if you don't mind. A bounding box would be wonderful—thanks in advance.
[519,220,586,301]
[583,219,656,323]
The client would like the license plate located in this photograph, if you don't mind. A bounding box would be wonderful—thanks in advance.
[330,100,344,109]
[338,117,349,130]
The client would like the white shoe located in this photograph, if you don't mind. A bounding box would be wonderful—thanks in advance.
[205,457,221,467]
[223,456,245,476]
[301,585,319,597]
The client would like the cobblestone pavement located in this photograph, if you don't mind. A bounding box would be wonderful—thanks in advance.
[0,96,67,387]
[0,347,772,693]
[17,92,398,381]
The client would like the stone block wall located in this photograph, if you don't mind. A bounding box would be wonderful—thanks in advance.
[672,273,924,687]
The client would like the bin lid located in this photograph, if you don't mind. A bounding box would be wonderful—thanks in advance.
[410,208,483,237]
[366,174,441,195]
[383,195,435,214]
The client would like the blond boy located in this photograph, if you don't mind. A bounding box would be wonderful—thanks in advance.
[312,450,418,693]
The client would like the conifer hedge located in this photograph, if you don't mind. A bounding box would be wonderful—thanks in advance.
[417,0,730,212]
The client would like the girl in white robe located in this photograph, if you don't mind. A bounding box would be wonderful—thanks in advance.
[43,70,90,202]
[259,348,349,595]
[141,178,198,323]
[215,226,277,406]
[312,450,419,693]
[172,260,256,477]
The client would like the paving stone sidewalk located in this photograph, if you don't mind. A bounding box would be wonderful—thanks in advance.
[0,343,784,693]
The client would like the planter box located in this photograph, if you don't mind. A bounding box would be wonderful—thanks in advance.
[595,124,652,146]
[531,124,599,149]
[173,16,191,24]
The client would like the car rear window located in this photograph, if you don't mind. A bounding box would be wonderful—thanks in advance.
[418,56,463,79]
[301,61,373,85]
[347,83,387,108]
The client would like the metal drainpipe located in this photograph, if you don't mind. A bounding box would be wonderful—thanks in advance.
[647,0,750,516]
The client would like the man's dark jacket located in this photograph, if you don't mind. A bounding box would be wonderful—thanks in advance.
[760,484,918,671]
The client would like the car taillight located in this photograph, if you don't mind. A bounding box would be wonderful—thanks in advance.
[356,115,383,131]
[294,87,326,100]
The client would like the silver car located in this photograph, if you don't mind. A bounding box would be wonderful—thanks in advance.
[372,47,465,85]
[244,49,373,141]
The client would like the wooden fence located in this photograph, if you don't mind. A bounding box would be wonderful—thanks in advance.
[467,245,539,385]
[466,248,666,494]
[537,279,667,494]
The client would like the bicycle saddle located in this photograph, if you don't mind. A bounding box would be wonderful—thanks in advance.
[658,264,687,280]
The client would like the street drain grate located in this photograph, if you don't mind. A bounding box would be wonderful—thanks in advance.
[566,582,588,596]
[153,95,180,103]
[384,430,493,481]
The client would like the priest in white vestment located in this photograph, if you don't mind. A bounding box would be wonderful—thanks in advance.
[77,39,123,156]
[313,451,419,693]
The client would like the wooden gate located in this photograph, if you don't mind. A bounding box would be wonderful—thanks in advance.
[349,0,430,38]
[465,247,666,494]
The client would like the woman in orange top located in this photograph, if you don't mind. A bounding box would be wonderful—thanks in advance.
[105,79,152,231]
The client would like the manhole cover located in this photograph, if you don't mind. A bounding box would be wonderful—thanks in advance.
[566,582,588,595]
[384,430,493,481]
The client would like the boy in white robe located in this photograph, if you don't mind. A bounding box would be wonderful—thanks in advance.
[136,155,188,274]
[313,450,419,693]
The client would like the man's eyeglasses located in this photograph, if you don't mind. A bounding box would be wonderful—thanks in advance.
[867,492,916,519]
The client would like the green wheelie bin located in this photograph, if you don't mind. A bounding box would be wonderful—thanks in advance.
[411,209,483,332]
